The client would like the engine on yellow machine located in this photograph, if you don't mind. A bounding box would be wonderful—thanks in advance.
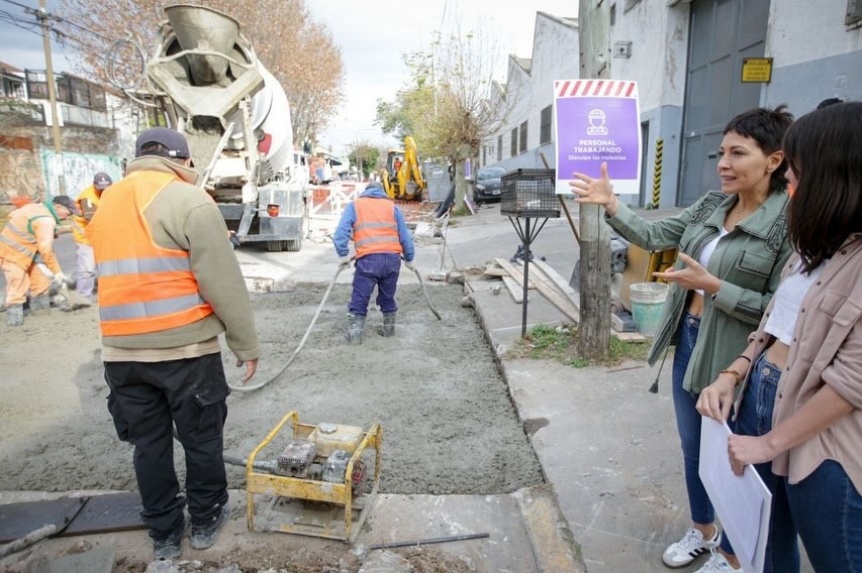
[274,423,368,490]
[246,412,381,542]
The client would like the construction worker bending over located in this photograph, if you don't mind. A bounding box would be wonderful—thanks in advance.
[72,171,112,300]
[333,180,415,344]
[0,195,77,327]
[86,127,261,561]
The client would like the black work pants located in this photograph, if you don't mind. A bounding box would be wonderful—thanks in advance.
[104,352,230,540]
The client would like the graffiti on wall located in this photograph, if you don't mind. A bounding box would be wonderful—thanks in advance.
[0,146,44,202]
[39,149,123,200]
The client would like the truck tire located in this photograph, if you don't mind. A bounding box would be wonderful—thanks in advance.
[267,240,286,252]
[286,238,302,252]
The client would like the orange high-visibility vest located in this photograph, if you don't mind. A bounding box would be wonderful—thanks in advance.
[87,171,214,336]
[72,185,101,245]
[0,202,55,269]
[353,197,402,258]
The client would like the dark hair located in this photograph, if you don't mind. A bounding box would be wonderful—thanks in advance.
[816,97,843,109]
[723,104,794,194]
[784,101,862,273]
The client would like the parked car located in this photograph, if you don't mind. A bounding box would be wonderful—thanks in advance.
[470,166,507,204]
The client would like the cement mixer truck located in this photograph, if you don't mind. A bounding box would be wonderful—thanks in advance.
[139,4,304,251]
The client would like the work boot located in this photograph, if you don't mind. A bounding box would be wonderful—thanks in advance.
[376,312,396,337]
[190,504,231,550]
[152,523,184,561]
[6,304,23,327]
[28,294,51,315]
[346,313,365,345]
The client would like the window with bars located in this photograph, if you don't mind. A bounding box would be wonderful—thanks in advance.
[540,106,552,144]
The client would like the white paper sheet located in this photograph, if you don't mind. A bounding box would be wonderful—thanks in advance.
[699,417,772,573]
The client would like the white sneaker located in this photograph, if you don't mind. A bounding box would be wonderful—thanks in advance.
[662,525,722,568]
[694,550,742,572]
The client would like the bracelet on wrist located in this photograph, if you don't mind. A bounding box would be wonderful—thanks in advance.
[737,355,752,364]
[719,369,743,386]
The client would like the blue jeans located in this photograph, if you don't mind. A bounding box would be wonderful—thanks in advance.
[719,353,799,572]
[787,460,862,572]
[349,253,401,316]
[672,312,714,524]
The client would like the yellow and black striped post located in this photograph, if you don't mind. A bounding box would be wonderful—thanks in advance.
[652,138,663,208]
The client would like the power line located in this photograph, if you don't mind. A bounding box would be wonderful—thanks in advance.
[0,0,112,42]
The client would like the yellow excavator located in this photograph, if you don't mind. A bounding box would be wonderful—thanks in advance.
[380,136,426,201]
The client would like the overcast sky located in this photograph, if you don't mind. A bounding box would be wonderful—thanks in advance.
[0,0,577,155]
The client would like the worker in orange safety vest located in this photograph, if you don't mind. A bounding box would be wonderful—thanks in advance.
[0,196,78,326]
[71,171,112,299]
[86,126,260,561]
[332,181,416,344]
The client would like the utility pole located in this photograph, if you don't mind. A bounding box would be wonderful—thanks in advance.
[37,0,65,195]
[577,0,612,359]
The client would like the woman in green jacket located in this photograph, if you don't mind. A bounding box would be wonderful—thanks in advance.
[570,106,794,572]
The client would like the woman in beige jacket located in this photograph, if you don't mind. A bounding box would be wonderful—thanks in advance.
[698,101,862,572]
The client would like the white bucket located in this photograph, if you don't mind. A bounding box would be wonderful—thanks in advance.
[629,282,668,337]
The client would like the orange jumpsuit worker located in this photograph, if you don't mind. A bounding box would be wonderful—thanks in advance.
[72,172,112,299]
[0,195,78,326]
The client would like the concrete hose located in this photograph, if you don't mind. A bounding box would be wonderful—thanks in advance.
[228,261,349,393]
[412,266,441,320]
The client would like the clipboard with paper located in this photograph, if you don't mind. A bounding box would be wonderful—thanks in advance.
[699,418,772,573]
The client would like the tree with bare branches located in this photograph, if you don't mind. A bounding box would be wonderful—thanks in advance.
[55,0,344,146]
[375,21,509,210]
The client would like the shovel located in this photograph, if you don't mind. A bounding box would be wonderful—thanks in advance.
[36,263,91,311]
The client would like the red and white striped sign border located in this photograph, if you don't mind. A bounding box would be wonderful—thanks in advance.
[555,79,636,98]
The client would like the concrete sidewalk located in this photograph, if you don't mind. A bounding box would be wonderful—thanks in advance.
[445,204,695,572]
[446,201,813,573]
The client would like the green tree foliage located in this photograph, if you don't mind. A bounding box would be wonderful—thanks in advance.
[347,141,381,180]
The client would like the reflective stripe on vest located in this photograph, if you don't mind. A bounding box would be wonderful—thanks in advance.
[353,197,402,258]
[0,204,50,268]
[89,170,214,336]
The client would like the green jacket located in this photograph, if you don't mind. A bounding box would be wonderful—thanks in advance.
[608,190,791,393]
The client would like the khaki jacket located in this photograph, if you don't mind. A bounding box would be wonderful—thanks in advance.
[738,234,862,492]
[608,190,792,393]
[89,156,261,362]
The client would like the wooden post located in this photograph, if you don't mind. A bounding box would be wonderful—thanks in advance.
[37,0,65,195]
[577,0,612,359]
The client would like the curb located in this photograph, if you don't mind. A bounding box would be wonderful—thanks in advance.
[461,274,587,572]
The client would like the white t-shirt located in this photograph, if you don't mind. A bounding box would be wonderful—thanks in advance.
[765,259,825,345]
[695,227,728,296]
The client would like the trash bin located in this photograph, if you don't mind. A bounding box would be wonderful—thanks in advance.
[629,282,668,337]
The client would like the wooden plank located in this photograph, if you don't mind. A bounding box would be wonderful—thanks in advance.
[0,497,85,543]
[497,258,581,324]
[501,275,525,303]
[532,259,578,301]
[534,280,580,324]
[612,331,648,342]
[494,258,532,288]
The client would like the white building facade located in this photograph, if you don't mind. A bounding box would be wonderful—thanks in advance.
[480,13,580,173]
[483,0,862,207]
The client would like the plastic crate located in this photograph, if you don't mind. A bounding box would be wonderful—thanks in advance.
[500,169,560,218]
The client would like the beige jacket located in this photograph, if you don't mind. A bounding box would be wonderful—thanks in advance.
[737,233,862,491]
[90,156,261,362]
